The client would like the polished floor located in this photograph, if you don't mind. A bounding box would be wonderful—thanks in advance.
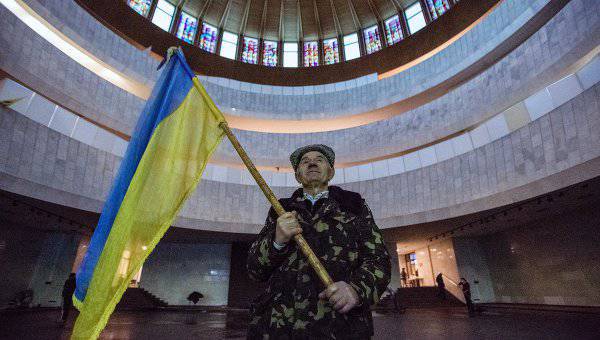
[1,307,599,340]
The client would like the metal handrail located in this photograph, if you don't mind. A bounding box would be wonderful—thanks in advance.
[441,273,459,286]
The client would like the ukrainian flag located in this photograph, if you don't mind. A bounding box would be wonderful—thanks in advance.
[72,49,225,339]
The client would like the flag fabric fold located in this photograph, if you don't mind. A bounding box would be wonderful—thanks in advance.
[72,49,225,339]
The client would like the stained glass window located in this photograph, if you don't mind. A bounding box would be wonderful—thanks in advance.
[323,38,340,65]
[220,31,238,59]
[176,12,198,44]
[283,43,298,68]
[384,15,403,45]
[262,41,278,67]
[363,26,382,54]
[241,37,259,64]
[199,23,218,53]
[151,0,175,32]
[127,0,152,17]
[303,41,319,67]
[426,0,451,20]
[343,33,360,61]
[405,2,427,34]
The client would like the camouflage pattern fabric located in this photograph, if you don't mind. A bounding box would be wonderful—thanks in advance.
[247,186,391,339]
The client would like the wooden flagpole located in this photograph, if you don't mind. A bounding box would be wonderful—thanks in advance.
[217,121,334,288]
[180,58,334,288]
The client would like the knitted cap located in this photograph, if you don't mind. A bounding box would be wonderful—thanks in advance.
[290,144,335,171]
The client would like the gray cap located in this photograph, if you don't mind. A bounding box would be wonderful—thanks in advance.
[290,144,335,171]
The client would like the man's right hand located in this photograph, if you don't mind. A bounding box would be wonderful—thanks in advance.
[275,211,302,244]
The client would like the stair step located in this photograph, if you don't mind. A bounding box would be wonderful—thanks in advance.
[378,287,465,309]
[117,288,168,309]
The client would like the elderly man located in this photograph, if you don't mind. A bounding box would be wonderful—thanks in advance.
[247,144,391,339]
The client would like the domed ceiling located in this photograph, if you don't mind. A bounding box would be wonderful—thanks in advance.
[172,0,417,41]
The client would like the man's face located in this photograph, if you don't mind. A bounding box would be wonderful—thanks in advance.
[295,151,334,187]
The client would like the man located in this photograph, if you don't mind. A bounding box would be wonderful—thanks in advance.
[458,278,475,317]
[247,144,391,339]
[436,273,446,300]
[400,268,407,288]
[61,273,76,324]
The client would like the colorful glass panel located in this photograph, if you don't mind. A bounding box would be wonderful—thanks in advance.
[426,0,451,20]
[303,41,319,67]
[241,37,259,64]
[363,26,382,54]
[384,15,403,45]
[127,0,152,17]
[262,41,278,67]
[323,38,340,65]
[176,12,197,44]
[199,23,218,53]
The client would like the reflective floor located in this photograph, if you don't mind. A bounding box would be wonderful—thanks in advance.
[1,307,599,339]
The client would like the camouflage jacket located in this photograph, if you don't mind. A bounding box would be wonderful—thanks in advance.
[247,186,391,339]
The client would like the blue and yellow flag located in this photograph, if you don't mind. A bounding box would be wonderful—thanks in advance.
[72,49,225,339]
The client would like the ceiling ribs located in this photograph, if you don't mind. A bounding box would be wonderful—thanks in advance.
[239,0,253,36]
[388,0,402,13]
[198,0,213,19]
[218,0,233,29]
[346,0,362,30]
[329,0,343,37]
[259,0,269,39]
[278,0,285,41]
[366,0,383,23]
[297,0,303,41]
[313,0,322,40]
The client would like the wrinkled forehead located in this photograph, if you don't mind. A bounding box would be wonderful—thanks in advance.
[300,150,327,162]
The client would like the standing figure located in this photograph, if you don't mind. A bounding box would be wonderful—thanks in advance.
[246,144,392,339]
[61,273,76,324]
[400,268,408,288]
[436,273,446,300]
[458,278,475,317]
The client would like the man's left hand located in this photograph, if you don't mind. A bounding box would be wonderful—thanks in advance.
[318,281,360,314]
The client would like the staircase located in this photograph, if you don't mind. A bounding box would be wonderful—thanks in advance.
[116,287,168,310]
[376,287,464,311]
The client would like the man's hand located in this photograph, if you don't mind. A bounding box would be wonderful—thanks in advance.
[318,281,360,314]
[275,211,302,244]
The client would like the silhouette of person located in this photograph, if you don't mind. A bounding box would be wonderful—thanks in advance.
[436,273,446,300]
[458,278,475,317]
[61,273,76,324]
[400,268,408,287]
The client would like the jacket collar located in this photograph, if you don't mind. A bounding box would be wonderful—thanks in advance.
[286,186,363,220]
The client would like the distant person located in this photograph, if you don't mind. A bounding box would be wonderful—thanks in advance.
[414,269,420,287]
[385,287,401,313]
[436,273,446,300]
[61,273,76,324]
[400,268,408,287]
[458,278,475,317]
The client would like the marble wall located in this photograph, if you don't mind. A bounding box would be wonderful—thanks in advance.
[453,237,496,303]
[414,247,434,287]
[0,223,80,308]
[140,242,231,306]
[2,80,599,233]
[428,238,464,302]
[2,0,597,167]
[478,205,600,306]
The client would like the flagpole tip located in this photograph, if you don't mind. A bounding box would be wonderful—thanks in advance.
[157,46,183,70]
